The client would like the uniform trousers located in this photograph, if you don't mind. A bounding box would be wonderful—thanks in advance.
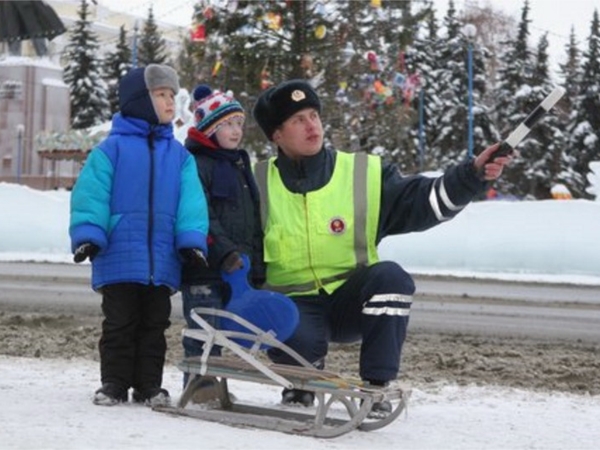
[267,261,414,382]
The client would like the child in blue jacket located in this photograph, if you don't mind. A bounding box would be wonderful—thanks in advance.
[69,64,209,407]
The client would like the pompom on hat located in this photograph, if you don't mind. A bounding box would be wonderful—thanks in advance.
[192,84,245,136]
[252,79,321,140]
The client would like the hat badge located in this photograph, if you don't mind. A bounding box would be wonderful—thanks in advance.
[291,89,306,102]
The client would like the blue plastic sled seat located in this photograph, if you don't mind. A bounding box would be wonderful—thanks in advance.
[220,254,298,349]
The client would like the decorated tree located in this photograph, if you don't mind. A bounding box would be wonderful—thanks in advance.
[181,0,433,165]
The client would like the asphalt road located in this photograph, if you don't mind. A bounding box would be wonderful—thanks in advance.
[1,261,599,343]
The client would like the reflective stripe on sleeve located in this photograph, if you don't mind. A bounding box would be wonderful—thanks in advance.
[428,177,464,221]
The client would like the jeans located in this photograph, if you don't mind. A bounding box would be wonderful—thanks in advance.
[181,282,230,388]
[181,282,227,359]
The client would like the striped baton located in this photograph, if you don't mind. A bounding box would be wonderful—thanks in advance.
[495,86,566,158]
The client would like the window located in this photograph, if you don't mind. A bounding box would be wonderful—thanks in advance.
[0,80,23,99]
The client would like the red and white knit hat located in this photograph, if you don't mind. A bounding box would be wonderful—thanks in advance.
[192,85,245,136]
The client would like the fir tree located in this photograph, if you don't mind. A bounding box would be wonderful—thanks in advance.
[518,34,568,199]
[568,9,600,198]
[559,27,582,113]
[103,25,132,116]
[177,35,199,92]
[406,10,441,171]
[62,0,110,129]
[431,0,467,167]
[137,6,168,66]
[430,1,497,171]
[556,27,584,194]
[494,0,533,137]
[493,0,535,196]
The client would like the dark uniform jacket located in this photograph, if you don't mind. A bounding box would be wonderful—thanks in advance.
[181,128,265,287]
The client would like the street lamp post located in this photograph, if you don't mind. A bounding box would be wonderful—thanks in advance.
[418,88,425,172]
[463,23,477,159]
[132,21,139,68]
[16,124,24,184]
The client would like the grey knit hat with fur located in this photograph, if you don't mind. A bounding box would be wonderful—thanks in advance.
[144,64,180,94]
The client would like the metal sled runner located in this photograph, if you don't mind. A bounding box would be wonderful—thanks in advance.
[155,307,410,438]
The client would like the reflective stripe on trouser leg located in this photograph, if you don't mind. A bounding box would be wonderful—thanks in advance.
[362,293,413,316]
[360,293,412,382]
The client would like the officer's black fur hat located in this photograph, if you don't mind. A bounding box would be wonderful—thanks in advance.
[252,79,321,141]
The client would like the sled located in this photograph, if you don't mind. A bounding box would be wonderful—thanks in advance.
[154,307,410,438]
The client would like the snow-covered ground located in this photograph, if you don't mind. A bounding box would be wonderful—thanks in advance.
[2,356,599,450]
[1,182,599,449]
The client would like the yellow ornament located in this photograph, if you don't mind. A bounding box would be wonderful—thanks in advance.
[265,12,282,30]
[315,24,326,39]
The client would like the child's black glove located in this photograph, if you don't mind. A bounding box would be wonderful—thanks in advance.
[73,243,100,263]
[180,248,208,269]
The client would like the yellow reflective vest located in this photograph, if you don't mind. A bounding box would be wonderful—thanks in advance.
[254,151,381,296]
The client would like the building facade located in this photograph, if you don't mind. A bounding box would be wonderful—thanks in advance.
[0,59,72,189]
[0,0,187,190]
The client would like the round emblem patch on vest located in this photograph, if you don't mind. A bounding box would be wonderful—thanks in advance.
[291,89,306,102]
[328,217,346,235]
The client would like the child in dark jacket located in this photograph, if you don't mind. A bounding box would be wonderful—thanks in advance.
[181,85,265,401]
[69,65,209,408]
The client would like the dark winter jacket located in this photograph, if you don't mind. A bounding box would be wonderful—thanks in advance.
[271,146,488,244]
[69,113,209,292]
[181,127,265,287]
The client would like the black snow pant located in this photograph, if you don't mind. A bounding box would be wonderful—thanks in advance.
[267,261,414,383]
[99,283,172,392]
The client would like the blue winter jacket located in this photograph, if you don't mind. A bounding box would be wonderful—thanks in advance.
[69,113,209,292]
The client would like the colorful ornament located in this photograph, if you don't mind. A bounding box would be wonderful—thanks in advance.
[402,73,421,106]
[392,72,406,89]
[203,6,214,20]
[301,53,314,77]
[190,22,206,42]
[366,51,380,71]
[341,42,355,65]
[260,68,273,90]
[265,12,282,30]
[315,24,326,39]
[212,55,223,77]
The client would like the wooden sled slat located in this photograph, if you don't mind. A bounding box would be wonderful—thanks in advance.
[155,307,410,438]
